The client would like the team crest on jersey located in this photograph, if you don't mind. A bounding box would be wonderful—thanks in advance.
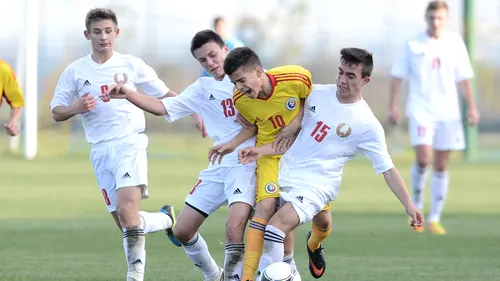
[285,97,298,111]
[265,182,278,194]
[336,123,352,138]
[113,73,129,84]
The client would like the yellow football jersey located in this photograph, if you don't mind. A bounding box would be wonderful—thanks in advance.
[233,65,312,147]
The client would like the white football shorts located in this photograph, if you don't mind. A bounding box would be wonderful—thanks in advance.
[408,118,465,151]
[185,164,256,217]
[279,185,330,225]
[90,133,149,212]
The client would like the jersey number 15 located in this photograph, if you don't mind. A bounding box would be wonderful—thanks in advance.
[311,121,330,142]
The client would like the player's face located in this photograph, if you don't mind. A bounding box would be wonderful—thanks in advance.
[193,42,229,80]
[229,66,264,99]
[336,63,370,99]
[425,8,448,37]
[84,19,119,54]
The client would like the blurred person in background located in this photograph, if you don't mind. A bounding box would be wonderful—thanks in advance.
[200,16,245,78]
[388,0,479,235]
[0,60,24,136]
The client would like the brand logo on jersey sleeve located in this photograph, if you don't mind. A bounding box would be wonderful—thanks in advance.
[336,123,352,138]
[113,73,129,84]
[285,97,298,110]
[265,182,279,194]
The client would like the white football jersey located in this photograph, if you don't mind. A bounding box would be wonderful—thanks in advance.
[162,75,256,167]
[279,84,394,201]
[391,31,473,121]
[50,52,169,145]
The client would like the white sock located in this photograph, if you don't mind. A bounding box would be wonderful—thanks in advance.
[283,253,297,273]
[224,243,245,280]
[429,171,449,222]
[411,162,429,210]
[182,233,220,280]
[123,226,146,281]
[139,211,172,234]
[258,225,285,276]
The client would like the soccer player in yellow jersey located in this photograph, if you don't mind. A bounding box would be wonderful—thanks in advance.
[0,60,24,136]
[209,47,332,281]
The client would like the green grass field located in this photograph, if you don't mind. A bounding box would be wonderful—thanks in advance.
[1,134,499,281]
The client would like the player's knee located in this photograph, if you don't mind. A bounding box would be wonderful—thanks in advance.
[225,219,246,243]
[173,223,197,244]
[433,158,448,172]
[313,209,332,229]
[416,159,430,168]
[254,198,278,220]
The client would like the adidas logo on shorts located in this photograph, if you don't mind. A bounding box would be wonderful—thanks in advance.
[122,172,131,179]
[209,94,215,100]
[295,196,304,203]
[233,188,242,195]
[83,80,91,86]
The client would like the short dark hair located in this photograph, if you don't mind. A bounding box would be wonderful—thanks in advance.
[190,30,226,56]
[223,47,262,76]
[340,48,373,78]
[213,16,224,30]
[85,8,118,31]
[426,1,449,13]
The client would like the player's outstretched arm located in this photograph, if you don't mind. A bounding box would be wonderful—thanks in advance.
[238,143,285,165]
[102,84,167,116]
[208,125,257,165]
[383,167,424,228]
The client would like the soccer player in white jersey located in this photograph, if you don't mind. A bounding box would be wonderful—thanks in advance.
[100,30,261,281]
[388,1,480,234]
[237,48,424,272]
[49,9,204,281]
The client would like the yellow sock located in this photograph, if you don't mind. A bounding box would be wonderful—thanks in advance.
[307,223,331,251]
[242,217,267,281]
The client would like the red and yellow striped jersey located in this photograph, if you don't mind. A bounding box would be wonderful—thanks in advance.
[0,60,24,109]
[233,65,312,146]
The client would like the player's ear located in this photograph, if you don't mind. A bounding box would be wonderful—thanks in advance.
[115,27,120,37]
[362,76,371,86]
[256,66,264,77]
[223,44,229,54]
[84,30,91,40]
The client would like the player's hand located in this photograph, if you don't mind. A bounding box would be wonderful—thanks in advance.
[192,113,208,138]
[273,122,300,152]
[388,107,400,125]
[73,92,96,114]
[467,107,480,127]
[238,146,262,165]
[208,143,235,165]
[406,204,424,229]
[4,121,19,136]
[234,112,252,129]
[101,83,126,100]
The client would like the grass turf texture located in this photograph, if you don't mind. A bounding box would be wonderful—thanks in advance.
[1,134,499,281]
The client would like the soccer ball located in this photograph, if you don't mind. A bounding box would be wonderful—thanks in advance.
[259,262,295,281]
